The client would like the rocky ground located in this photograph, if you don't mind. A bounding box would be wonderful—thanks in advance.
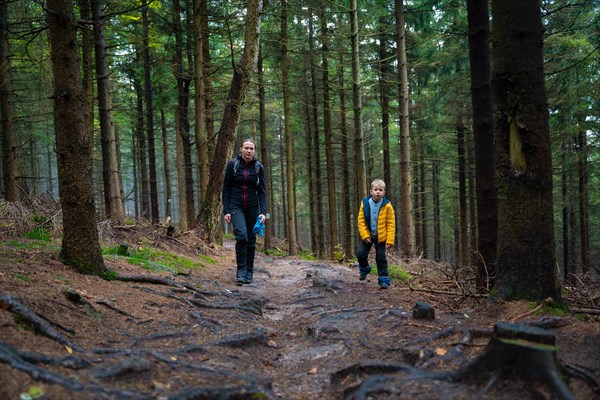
[0,228,599,400]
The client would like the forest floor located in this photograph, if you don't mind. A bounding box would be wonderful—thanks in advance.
[1,223,599,400]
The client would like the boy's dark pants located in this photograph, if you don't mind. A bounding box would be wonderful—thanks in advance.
[357,238,389,277]
[230,206,258,281]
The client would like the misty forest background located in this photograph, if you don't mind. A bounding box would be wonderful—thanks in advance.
[0,0,598,287]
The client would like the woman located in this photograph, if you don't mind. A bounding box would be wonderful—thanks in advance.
[222,139,267,285]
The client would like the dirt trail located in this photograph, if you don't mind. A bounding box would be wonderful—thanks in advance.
[1,238,599,400]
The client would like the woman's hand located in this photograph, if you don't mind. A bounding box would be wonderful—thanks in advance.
[224,213,231,224]
[258,214,266,223]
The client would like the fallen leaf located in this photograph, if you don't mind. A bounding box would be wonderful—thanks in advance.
[308,367,318,374]
[64,345,73,354]
[435,347,447,356]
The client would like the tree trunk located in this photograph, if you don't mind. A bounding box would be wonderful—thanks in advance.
[337,13,353,261]
[350,0,367,201]
[467,0,497,290]
[320,1,338,258]
[193,0,208,205]
[395,0,415,257]
[378,18,392,200]
[576,130,590,275]
[302,75,316,254]
[200,0,215,163]
[175,108,188,231]
[134,75,150,220]
[142,0,159,224]
[91,0,124,225]
[160,105,172,218]
[0,0,19,202]
[46,0,106,274]
[257,49,272,249]
[491,0,562,303]
[78,0,94,166]
[458,118,469,267]
[173,0,195,229]
[433,159,441,261]
[196,0,263,244]
[560,145,570,284]
[282,0,298,255]
[309,13,323,258]
[418,132,428,258]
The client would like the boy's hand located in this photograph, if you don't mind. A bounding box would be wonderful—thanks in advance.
[386,244,393,251]
[364,238,372,244]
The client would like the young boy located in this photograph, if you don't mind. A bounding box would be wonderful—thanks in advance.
[356,179,396,289]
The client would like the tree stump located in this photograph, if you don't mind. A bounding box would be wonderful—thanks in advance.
[454,322,575,400]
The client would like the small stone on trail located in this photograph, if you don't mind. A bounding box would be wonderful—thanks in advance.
[413,301,435,320]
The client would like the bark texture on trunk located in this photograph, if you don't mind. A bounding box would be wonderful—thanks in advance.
[47,0,106,274]
[492,0,561,302]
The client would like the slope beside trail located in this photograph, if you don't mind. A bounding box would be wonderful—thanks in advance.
[0,235,598,400]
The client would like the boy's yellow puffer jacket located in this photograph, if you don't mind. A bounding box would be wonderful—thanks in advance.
[357,196,396,246]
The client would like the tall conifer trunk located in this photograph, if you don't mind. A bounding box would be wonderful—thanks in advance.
[46,0,105,274]
[491,0,561,302]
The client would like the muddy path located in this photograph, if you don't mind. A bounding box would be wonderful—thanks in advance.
[1,238,599,400]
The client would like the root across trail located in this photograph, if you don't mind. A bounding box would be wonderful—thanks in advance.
[1,238,599,399]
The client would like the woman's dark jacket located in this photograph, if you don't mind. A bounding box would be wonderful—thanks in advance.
[222,154,267,215]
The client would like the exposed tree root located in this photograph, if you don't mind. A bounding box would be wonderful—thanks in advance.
[334,323,595,400]
[169,383,274,400]
[115,274,208,299]
[0,342,150,399]
[188,297,264,316]
[209,328,268,348]
[0,293,81,351]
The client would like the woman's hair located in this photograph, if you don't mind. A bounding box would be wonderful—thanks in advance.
[240,138,256,148]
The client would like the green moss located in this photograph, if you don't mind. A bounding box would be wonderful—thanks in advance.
[388,264,413,282]
[299,250,317,261]
[25,228,51,241]
[15,274,31,282]
[103,246,205,274]
[101,270,119,281]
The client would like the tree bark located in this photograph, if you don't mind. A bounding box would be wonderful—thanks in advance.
[350,0,367,202]
[142,0,159,224]
[395,0,415,257]
[337,13,353,261]
[193,0,208,205]
[160,104,172,218]
[282,0,298,256]
[0,0,19,202]
[378,18,392,201]
[134,74,150,220]
[576,130,590,275]
[46,0,106,274]
[467,0,497,290]
[320,1,338,258]
[491,0,562,303]
[196,0,263,244]
[309,13,323,258]
[91,0,124,225]
[173,0,195,229]
[257,49,272,249]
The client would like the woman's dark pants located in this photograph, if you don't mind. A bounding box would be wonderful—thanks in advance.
[230,206,258,282]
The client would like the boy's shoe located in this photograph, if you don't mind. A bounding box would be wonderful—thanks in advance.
[378,276,391,289]
[359,265,372,281]
[236,277,246,285]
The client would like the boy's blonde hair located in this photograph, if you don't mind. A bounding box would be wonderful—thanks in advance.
[371,179,386,189]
